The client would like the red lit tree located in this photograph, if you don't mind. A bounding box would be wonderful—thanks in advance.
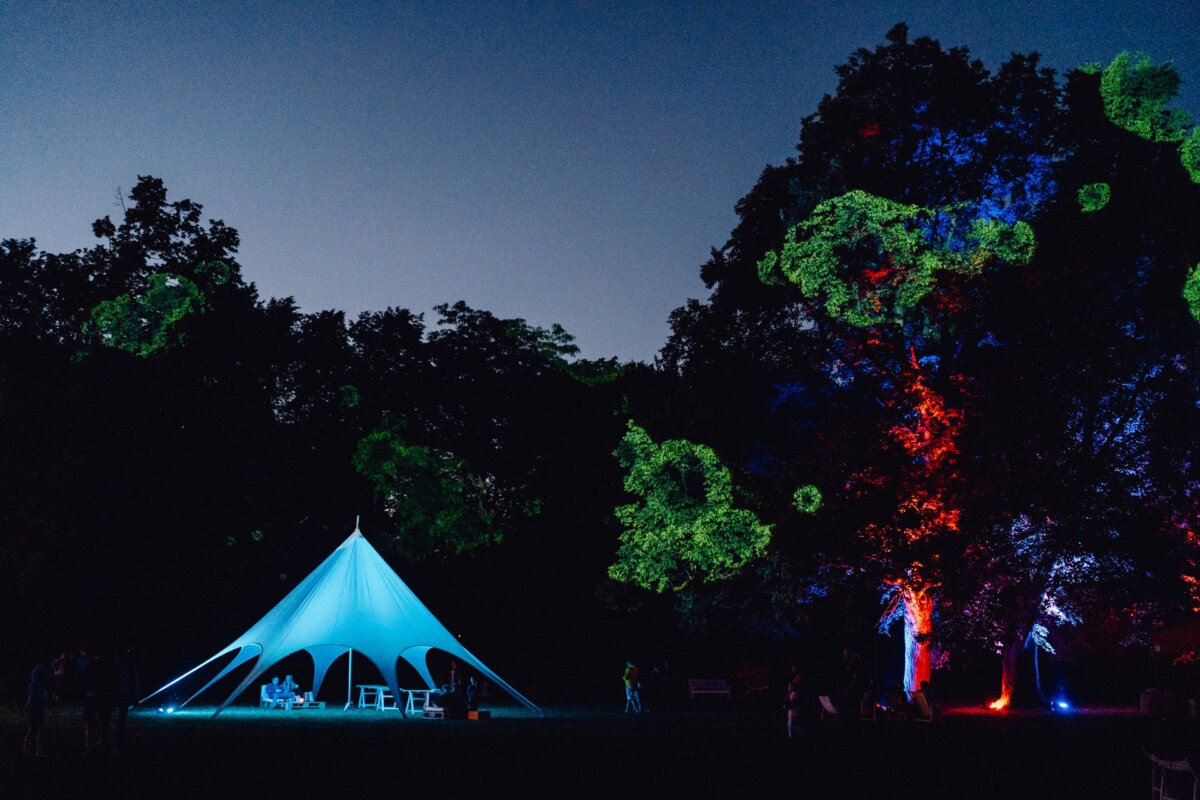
[757,188,1034,690]
[660,29,1200,708]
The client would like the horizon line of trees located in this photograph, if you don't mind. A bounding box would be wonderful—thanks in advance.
[3,24,1200,707]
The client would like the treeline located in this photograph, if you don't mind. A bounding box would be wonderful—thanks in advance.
[5,25,1200,705]
[0,177,671,697]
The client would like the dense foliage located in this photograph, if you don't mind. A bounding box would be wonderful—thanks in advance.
[0,179,644,695]
[609,422,772,592]
[644,26,1200,702]
[5,26,1200,706]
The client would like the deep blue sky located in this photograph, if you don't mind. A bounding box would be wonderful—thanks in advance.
[3,1,1198,361]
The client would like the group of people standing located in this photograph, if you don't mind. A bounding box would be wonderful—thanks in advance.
[24,646,140,758]
[430,660,483,718]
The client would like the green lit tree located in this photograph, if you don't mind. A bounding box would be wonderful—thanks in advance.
[609,421,772,593]
[353,426,499,560]
[758,189,1034,329]
[87,263,231,356]
[1099,51,1192,143]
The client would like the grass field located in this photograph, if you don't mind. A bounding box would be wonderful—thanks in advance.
[0,701,1152,798]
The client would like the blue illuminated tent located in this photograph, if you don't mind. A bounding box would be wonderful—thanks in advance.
[143,525,539,717]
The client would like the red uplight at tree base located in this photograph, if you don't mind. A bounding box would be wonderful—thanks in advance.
[988,692,1011,711]
[903,584,934,691]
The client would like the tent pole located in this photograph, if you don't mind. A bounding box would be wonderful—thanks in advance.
[343,648,353,711]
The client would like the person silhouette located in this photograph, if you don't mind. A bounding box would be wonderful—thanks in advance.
[623,661,642,713]
[24,663,50,757]
[785,683,801,738]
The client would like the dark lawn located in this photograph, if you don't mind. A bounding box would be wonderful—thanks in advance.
[0,702,1151,799]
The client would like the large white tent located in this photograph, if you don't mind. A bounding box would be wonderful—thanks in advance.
[143,525,539,717]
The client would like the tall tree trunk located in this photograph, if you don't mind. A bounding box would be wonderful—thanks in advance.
[990,630,1026,710]
[1032,641,1045,703]
[902,586,934,692]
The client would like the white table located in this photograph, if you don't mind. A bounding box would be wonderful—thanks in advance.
[402,688,434,715]
[356,684,397,710]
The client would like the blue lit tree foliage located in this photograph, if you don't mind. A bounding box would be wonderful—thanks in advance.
[659,27,1200,704]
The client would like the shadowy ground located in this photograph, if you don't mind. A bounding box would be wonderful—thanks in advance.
[0,702,1149,798]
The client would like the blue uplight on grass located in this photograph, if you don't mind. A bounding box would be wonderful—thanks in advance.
[1054,699,1071,711]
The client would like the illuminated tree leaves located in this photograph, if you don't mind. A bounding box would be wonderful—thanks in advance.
[609,421,771,592]
[87,272,205,356]
[758,189,1034,328]
[792,484,823,514]
[353,426,500,560]
[1077,182,1111,213]
[1181,128,1200,183]
[1100,51,1190,143]
[1099,52,1200,184]
[1183,263,1200,325]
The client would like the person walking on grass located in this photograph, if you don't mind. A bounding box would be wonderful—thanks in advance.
[623,661,642,713]
[24,663,50,758]
[784,683,802,738]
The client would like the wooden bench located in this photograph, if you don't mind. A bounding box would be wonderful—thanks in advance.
[688,678,731,700]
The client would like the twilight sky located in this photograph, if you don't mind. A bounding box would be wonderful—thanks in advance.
[2,1,1198,362]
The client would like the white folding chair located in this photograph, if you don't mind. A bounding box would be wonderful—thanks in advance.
[907,690,934,723]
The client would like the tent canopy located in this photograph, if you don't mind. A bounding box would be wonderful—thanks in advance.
[143,525,539,716]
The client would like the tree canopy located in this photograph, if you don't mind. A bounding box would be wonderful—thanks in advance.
[651,27,1200,701]
[4,27,1200,707]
